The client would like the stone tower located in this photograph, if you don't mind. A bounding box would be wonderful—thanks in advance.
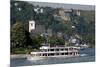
[29,20,35,33]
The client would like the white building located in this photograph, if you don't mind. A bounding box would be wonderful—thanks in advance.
[34,8,44,13]
[29,20,35,32]
[40,8,43,13]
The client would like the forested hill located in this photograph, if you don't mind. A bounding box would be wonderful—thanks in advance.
[11,1,95,45]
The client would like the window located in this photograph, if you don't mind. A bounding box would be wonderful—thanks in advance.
[43,53,47,56]
[61,53,64,55]
[50,49,54,51]
[31,23,33,26]
[61,49,64,51]
[56,53,59,55]
[65,48,68,51]
[48,54,50,56]
[65,53,68,55]
[70,52,72,55]
[56,49,59,51]
[69,48,73,50]
[50,53,55,56]
[48,49,49,51]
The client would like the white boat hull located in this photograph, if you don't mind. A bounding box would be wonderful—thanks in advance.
[27,55,79,60]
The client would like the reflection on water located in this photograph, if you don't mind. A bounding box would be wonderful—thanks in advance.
[10,48,95,67]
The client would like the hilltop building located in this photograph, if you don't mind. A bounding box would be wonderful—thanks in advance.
[53,9,80,21]
[34,7,44,13]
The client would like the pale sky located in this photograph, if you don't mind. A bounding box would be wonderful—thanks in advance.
[28,1,95,10]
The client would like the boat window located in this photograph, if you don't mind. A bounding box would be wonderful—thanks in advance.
[61,49,64,51]
[50,49,54,51]
[48,53,50,56]
[65,48,68,51]
[40,54,42,56]
[56,53,59,55]
[42,54,44,56]
[50,53,55,56]
[45,54,47,56]
[69,48,73,50]
[61,53,65,55]
[56,49,59,51]
[70,52,72,55]
[43,53,47,56]
[48,49,49,51]
[65,53,68,55]
[74,48,77,50]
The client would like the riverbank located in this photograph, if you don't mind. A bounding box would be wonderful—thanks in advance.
[10,54,30,59]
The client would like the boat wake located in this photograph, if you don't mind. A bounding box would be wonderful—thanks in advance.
[80,54,87,56]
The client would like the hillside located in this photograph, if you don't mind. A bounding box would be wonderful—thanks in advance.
[11,1,95,46]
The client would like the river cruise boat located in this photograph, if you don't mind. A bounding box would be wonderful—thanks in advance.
[28,45,79,60]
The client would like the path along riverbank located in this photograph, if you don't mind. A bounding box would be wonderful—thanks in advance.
[10,54,30,59]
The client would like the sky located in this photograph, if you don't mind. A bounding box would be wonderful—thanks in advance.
[28,1,95,10]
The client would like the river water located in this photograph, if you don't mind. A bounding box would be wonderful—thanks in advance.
[10,48,95,67]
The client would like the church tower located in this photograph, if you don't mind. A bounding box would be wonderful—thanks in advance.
[29,20,35,33]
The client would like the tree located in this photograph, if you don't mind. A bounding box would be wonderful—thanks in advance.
[11,22,27,48]
[31,36,46,49]
[48,37,65,46]
[56,38,65,45]
[48,38,57,46]
[11,1,36,25]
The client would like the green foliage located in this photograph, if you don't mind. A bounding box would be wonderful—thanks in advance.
[82,34,95,44]
[11,22,34,48]
[11,1,36,25]
[48,37,65,46]
[11,47,26,54]
[31,35,46,49]
[11,22,27,47]
[11,22,45,53]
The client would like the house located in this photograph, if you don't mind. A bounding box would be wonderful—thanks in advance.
[29,20,46,36]
[29,20,53,37]
[53,8,80,21]
[34,7,44,13]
